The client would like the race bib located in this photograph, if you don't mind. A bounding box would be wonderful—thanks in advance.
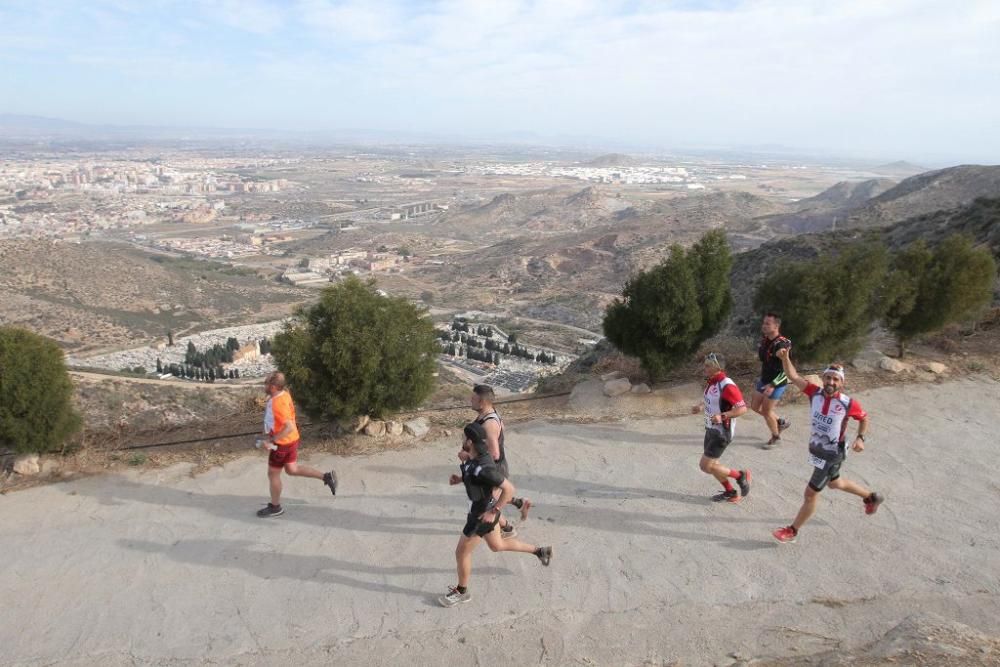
[809,454,827,470]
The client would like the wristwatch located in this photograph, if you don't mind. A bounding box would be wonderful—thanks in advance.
[856,434,866,442]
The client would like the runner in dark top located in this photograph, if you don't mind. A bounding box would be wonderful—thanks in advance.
[472,385,532,539]
[750,312,792,449]
[439,422,552,607]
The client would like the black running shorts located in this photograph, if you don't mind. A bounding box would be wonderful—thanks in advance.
[703,428,730,459]
[808,458,843,492]
[462,512,501,538]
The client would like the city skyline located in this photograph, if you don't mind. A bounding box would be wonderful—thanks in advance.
[1,1,999,164]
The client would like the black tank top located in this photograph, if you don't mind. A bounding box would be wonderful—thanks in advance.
[475,410,506,464]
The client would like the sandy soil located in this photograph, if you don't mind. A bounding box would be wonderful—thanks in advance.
[2,377,999,666]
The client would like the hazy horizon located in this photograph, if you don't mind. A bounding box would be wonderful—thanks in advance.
[2,1,999,164]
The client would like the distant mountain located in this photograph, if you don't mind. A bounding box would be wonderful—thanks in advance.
[757,165,1000,234]
[873,160,929,177]
[792,178,897,211]
[851,165,1000,227]
[0,114,88,132]
[585,153,637,167]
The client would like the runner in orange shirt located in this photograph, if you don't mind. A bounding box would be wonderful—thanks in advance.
[257,372,337,518]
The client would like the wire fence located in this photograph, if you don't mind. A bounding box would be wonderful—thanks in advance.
[3,365,834,457]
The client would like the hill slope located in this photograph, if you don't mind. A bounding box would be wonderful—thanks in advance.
[758,165,1000,234]
[728,196,1000,330]
[0,240,308,350]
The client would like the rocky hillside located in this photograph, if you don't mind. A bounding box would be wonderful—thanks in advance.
[727,196,1000,331]
[0,240,308,350]
[759,165,1000,234]
[882,196,1000,257]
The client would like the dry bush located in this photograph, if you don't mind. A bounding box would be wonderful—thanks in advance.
[698,335,757,378]
[925,324,962,353]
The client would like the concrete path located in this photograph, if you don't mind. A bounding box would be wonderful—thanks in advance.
[3,378,999,666]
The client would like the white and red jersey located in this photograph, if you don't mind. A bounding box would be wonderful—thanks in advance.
[703,371,746,438]
[803,383,867,457]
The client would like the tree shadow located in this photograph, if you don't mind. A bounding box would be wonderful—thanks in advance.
[524,426,704,448]
[361,491,779,551]
[69,477,458,536]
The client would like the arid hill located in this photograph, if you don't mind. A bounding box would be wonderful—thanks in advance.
[0,240,308,350]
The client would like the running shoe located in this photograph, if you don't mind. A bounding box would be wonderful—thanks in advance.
[519,498,533,522]
[501,523,518,540]
[323,470,338,496]
[711,489,740,503]
[763,435,781,449]
[438,586,472,607]
[778,417,791,432]
[536,546,553,566]
[256,503,284,518]
[737,469,752,499]
[864,492,884,515]
[772,526,797,543]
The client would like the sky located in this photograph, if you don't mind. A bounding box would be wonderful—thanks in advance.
[1,0,998,163]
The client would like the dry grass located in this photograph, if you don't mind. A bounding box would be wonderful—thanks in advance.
[592,352,647,383]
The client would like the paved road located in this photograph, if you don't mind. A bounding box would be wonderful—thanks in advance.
[3,378,999,666]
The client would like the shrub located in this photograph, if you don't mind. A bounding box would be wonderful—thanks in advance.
[603,230,733,379]
[272,276,439,421]
[754,242,889,363]
[0,327,82,454]
[885,236,997,356]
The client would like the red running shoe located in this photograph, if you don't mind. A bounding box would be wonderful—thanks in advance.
[772,525,797,543]
[864,492,884,515]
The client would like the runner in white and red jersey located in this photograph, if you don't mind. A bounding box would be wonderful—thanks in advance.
[689,353,751,503]
[770,347,884,543]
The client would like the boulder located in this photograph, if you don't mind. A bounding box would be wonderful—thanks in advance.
[851,357,875,371]
[404,418,430,439]
[600,371,624,382]
[630,383,652,394]
[40,459,60,476]
[386,420,404,436]
[923,362,948,375]
[363,420,386,437]
[879,357,909,374]
[13,454,40,476]
[603,378,632,397]
[353,415,371,433]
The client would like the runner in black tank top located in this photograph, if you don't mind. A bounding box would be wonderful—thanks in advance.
[472,385,533,537]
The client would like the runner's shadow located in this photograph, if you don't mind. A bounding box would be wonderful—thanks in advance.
[359,492,779,550]
[367,465,707,506]
[121,538,512,598]
[532,503,778,551]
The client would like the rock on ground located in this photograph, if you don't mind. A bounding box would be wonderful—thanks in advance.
[603,378,632,397]
[13,454,40,476]
[404,418,430,439]
[364,420,386,437]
